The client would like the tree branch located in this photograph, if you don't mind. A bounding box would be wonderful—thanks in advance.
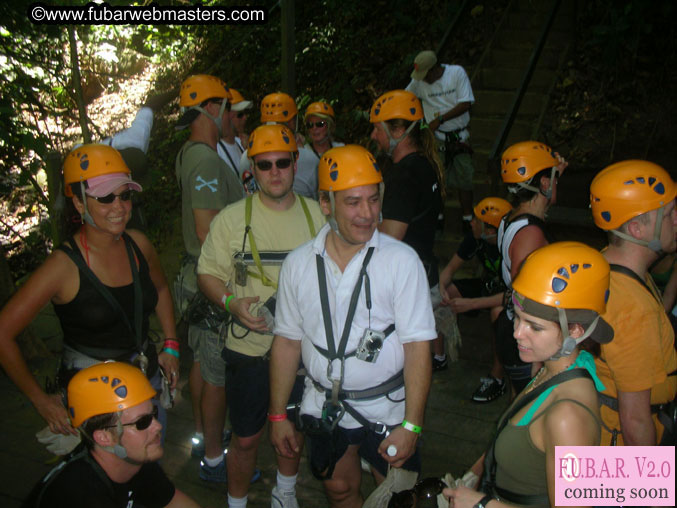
[67,26,91,143]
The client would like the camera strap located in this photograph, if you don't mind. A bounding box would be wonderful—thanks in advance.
[316,247,375,406]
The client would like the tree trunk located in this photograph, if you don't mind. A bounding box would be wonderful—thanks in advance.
[67,26,91,144]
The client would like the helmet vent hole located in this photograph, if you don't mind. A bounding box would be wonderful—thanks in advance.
[557,267,570,279]
[101,376,109,384]
[601,211,612,222]
[654,182,666,194]
[604,289,610,303]
[552,278,567,293]
[636,177,645,183]
[583,263,592,269]
[190,92,197,100]
[623,180,634,185]
[517,166,527,176]
[114,386,128,398]
[111,378,121,388]
[570,264,579,273]
[649,177,656,186]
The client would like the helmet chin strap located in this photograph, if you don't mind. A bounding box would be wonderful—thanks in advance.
[609,205,665,255]
[549,308,600,360]
[479,222,496,241]
[79,181,99,230]
[189,100,228,137]
[381,121,419,156]
[508,166,559,201]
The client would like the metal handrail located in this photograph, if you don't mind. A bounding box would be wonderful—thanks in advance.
[488,0,563,162]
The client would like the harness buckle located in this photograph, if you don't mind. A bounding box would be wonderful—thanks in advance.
[321,400,345,430]
[372,421,388,435]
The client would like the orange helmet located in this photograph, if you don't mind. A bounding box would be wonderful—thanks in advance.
[179,74,230,108]
[500,141,558,184]
[512,242,614,355]
[473,197,512,228]
[513,242,610,315]
[369,90,423,123]
[260,92,298,123]
[319,145,382,192]
[248,124,298,158]
[230,88,245,105]
[305,101,335,121]
[67,362,156,428]
[590,160,677,230]
[63,144,130,197]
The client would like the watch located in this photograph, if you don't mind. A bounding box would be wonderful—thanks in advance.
[473,494,494,508]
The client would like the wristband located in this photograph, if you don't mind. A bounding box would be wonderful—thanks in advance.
[267,413,287,422]
[162,348,180,358]
[473,494,494,508]
[401,419,422,434]
[221,293,235,312]
[164,339,180,348]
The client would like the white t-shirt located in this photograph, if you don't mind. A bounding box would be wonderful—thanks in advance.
[406,64,474,141]
[217,138,245,180]
[102,107,154,153]
[275,224,436,428]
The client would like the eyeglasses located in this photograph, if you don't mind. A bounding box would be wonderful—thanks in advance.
[306,120,327,129]
[118,406,159,431]
[255,158,292,171]
[89,190,133,204]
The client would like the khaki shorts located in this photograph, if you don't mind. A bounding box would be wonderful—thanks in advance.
[190,324,226,386]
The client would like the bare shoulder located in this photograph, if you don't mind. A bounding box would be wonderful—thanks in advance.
[125,229,156,257]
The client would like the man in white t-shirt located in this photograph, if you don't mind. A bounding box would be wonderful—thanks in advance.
[217,89,256,194]
[269,145,435,506]
[406,50,475,226]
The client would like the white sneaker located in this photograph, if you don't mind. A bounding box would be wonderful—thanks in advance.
[271,486,299,508]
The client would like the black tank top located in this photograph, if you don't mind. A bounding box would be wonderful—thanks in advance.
[53,233,158,361]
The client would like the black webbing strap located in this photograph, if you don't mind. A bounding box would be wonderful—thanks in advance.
[315,247,375,361]
[482,368,593,505]
[59,233,144,355]
[609,263,662,305]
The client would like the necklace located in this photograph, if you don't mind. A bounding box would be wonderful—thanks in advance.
[524,361,575,394]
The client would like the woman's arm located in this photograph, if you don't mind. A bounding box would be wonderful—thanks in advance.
[0,251,78,434]
[128,231,179,387]
[544,400,600,508]
[508,225,548,280]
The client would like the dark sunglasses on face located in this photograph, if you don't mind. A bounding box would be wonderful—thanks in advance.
[89,190,134,204]
[236,111,248,119]
[255,158,292,171]
[117,406,159,431]
[306,120,327,129]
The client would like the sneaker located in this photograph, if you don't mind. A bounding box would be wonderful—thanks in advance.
[191,429,233,458]
[271,486,300,508]
[432,355,448,372]
[472,376,505,403]
[200,458,227,483]
[199,458,261,484]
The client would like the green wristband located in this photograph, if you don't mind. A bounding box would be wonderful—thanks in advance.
[401,419,422,434]
[224,294,235,313]
[162,347,180,358]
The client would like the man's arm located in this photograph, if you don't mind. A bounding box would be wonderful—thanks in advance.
[378,340,432,467]
[429,101,472,132]
[618,389,656,445]
[449,292,504,314]
[193,208,220,246]
[378,219,408,240]
[439,254,465,303]
[268,335,303,458]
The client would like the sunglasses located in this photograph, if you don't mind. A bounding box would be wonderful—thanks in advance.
[89,190,134,204]
[255,158,292,171]
[236,111,248,119]
[116,406,159,431]
[306,120,327,129]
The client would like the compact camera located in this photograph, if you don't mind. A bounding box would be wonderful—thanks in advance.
[355,329,386,363]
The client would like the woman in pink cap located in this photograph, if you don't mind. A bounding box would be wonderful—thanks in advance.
[0,144,178,438]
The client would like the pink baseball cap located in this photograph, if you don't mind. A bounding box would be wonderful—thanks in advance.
[84,173,143,197]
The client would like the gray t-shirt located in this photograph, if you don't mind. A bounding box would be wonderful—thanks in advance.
[175,141,244,257]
